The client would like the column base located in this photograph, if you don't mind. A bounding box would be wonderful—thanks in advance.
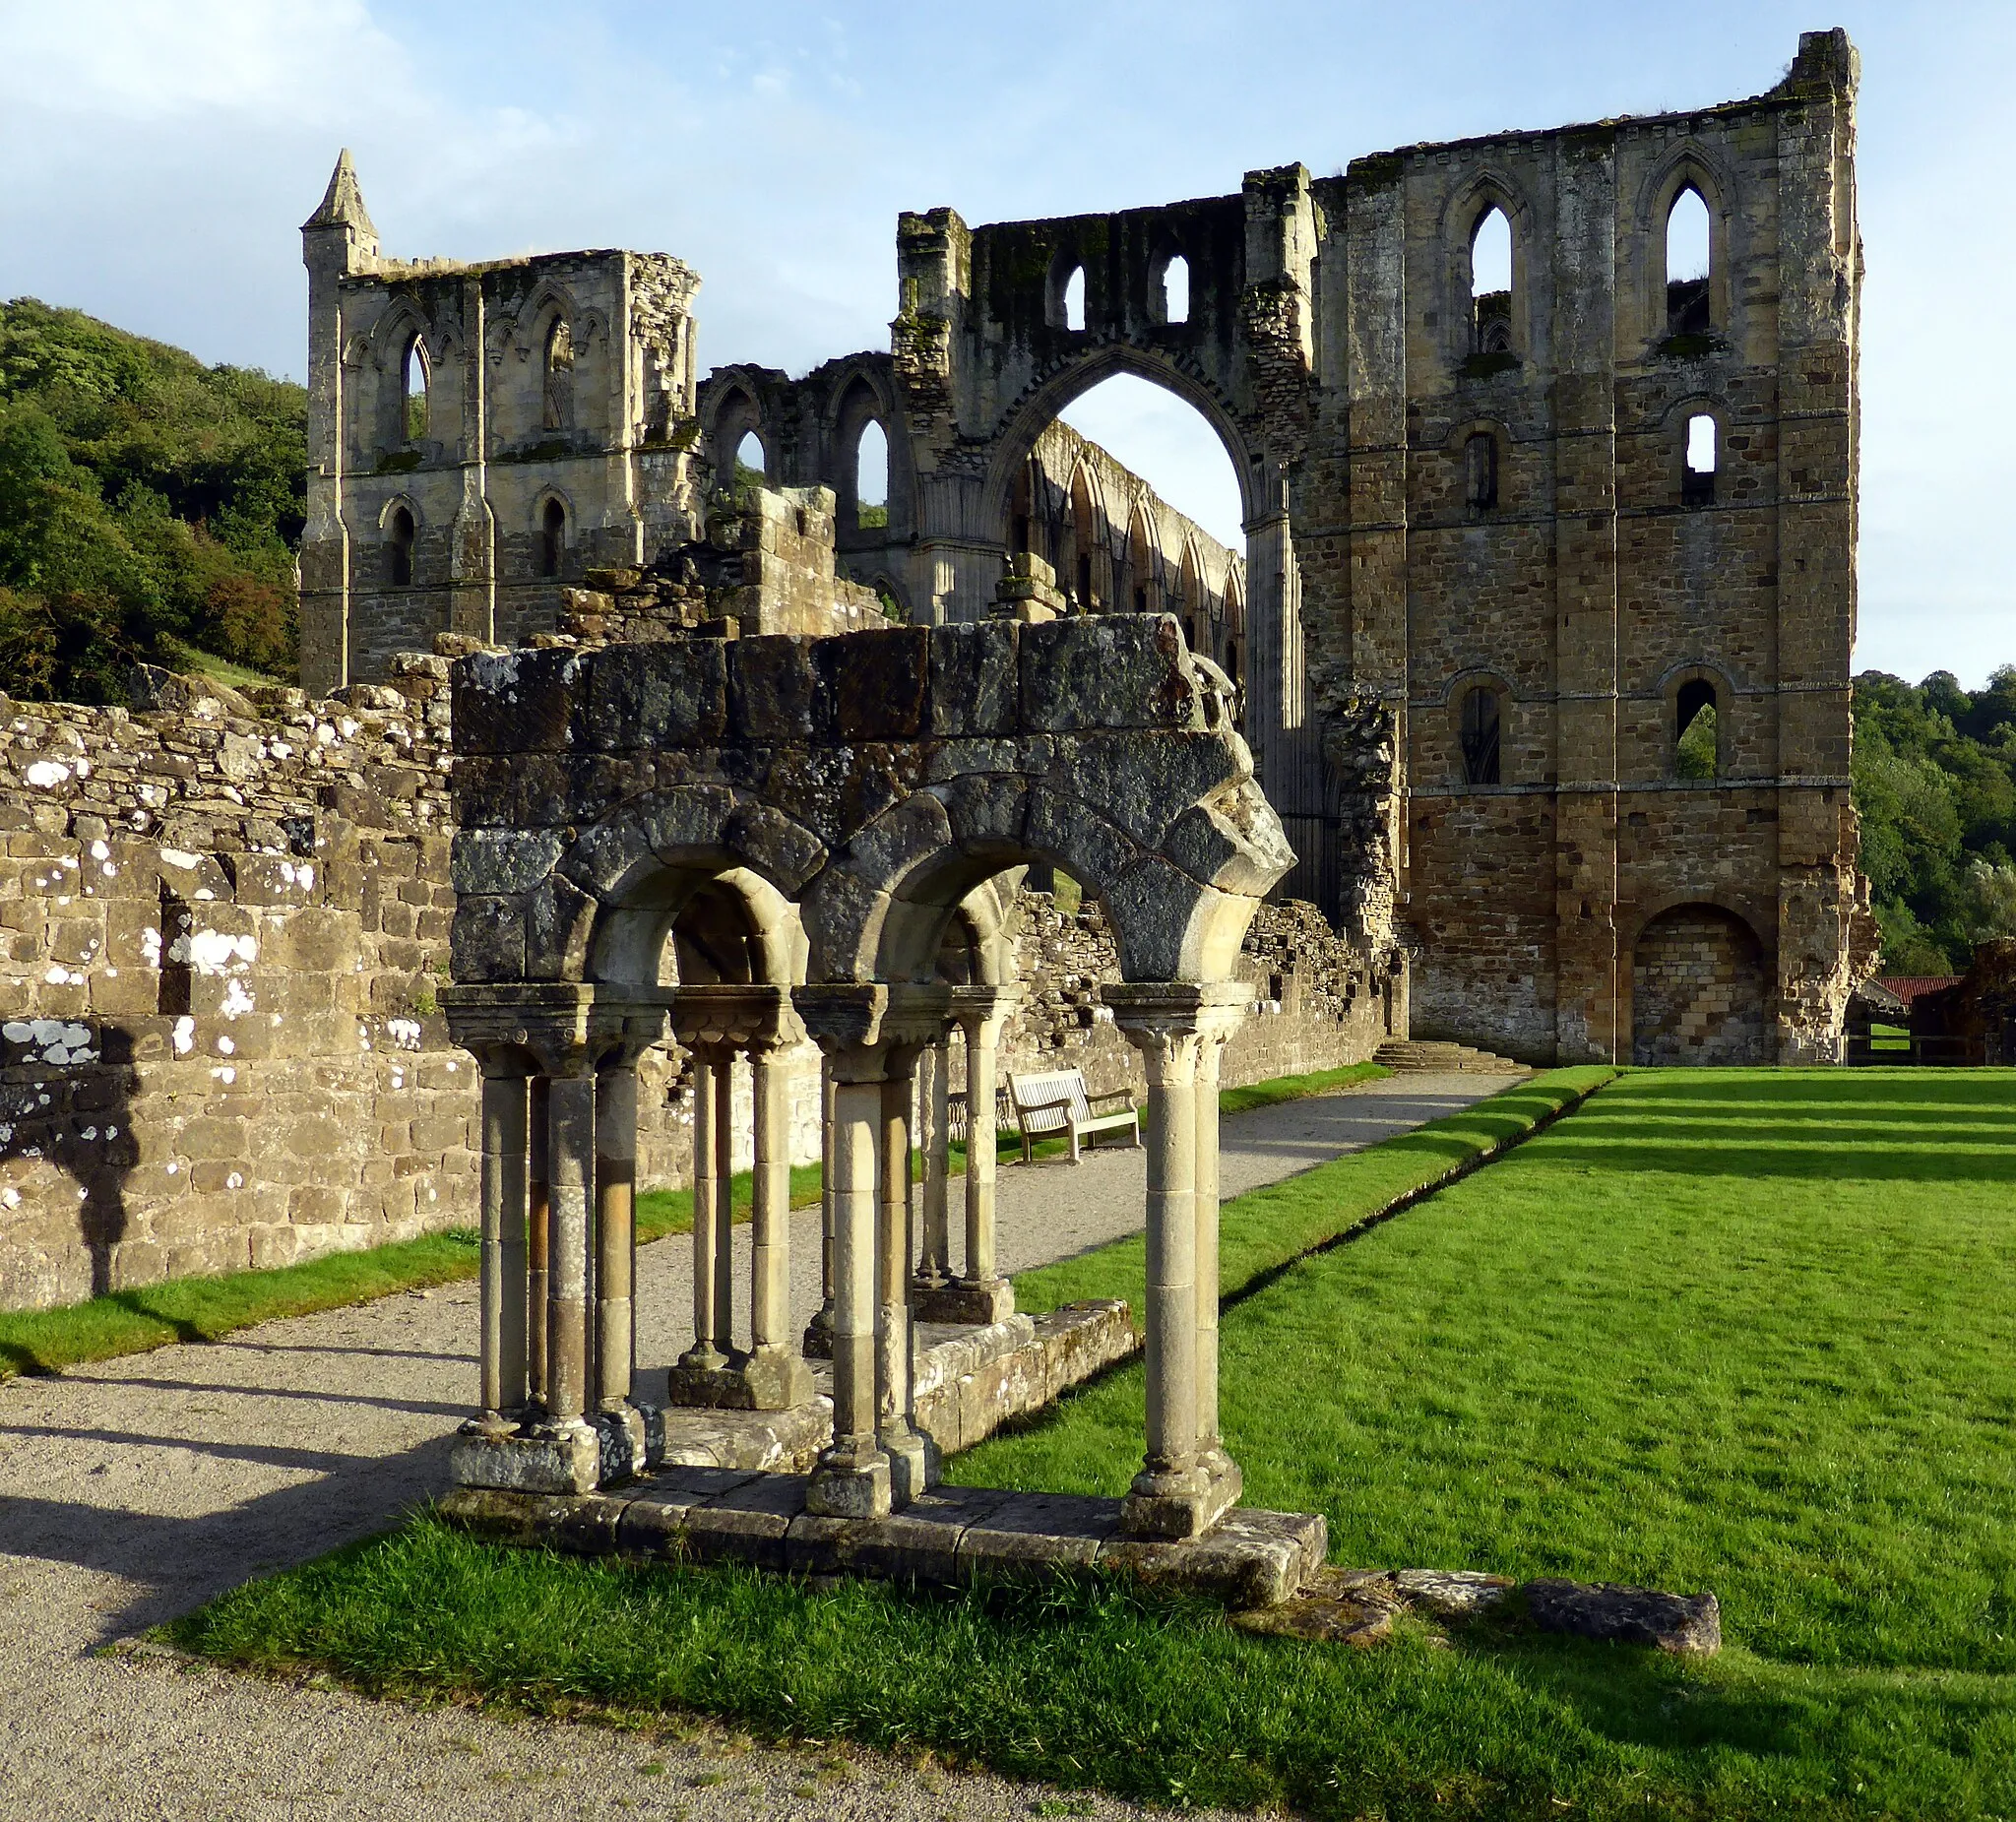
[665,1349,816,1413]
[800,1303,836,1360]
[450,1417,601,1495]
[806,1438,892,1519]
[1121,1450,1242,1541]
[595,1402,654,1483]
[879,1422,940,1508]
[912,1276,1016,1326]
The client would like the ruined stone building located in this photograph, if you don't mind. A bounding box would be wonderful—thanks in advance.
[0,30,1881,1313]
[299,29,1872,1072]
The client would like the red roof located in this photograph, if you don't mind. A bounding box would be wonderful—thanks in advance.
[1875,975,1963,1004]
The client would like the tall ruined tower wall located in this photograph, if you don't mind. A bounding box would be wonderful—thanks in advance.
[1297,28,1870,1062]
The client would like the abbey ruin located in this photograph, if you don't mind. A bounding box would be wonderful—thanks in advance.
[0,31,1872,1316]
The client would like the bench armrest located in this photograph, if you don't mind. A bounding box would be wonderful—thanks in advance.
[1015,1092,1077,1119]
[1086,1091,1136,1111]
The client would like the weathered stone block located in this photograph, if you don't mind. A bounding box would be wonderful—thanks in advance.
[453,650,580,755]
[1524,1579,1722,1654]
[928,621,1019,737]
[1020,615,1199,733]
[729,635,826,741]
[824,626,929,741]
[585,641,729,750]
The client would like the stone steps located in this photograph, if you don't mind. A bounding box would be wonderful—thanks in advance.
[1374,1039,1529,1075]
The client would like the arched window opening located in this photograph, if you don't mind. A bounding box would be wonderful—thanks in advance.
[401,335,428,444]
[853,419,889,531]
[541,317,576,433]
[1464,431,1498,511]
[1675,678,1719,780]
[733,429,766,492]
[1683,412,1718,506]
[387,505,415,588]
[1666,185,1712,336]
[539,498,566,579]
[1062,266,1086,333]
[1133,586,1150,613]
[1471,207,1513,355]
[1162,254,1189,325]
[1459,684,1502,786]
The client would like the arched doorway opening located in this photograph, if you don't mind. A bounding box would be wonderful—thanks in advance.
[1631,904,1768,1065]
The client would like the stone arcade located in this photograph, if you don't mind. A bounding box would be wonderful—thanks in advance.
[438,615,1332,1583]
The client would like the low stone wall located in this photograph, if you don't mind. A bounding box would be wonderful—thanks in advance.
[0,666,472,1310]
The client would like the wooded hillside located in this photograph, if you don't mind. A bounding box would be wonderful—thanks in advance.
[0,298,306,703]
[1853,668,2016,973]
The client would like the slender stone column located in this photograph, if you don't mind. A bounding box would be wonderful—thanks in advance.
[678,1048,729,1376]
[744,1037,814,1408]
[806,1070,892,1517]
[876,1060,934,1505]
[526,1075,550,1409]
[1193,1027,1226,1459]
[594,1062,638,1410]
[913,1037,952,1292]
[477,1064,530,1424]
[914,986,1018,1326]
[1109,982,1249,1539]
[543,1068,597,1436]
[710,1048,736,1354]
[803,1060,837,1358]
[1140,1030,1200,1486]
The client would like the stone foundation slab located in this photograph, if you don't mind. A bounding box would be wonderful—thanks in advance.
[440,1471,1327,1611]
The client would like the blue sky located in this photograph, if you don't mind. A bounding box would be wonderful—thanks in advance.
[0,2,2005,684]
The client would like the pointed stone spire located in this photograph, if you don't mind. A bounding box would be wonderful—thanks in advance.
[303,149,375,237]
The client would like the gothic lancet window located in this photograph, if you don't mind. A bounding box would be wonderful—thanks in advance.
[1465,432,1498,510]
[539,498,566,578]
[1471,208,1513,355]
[1460,684,1502,785]
[542,317,575,432]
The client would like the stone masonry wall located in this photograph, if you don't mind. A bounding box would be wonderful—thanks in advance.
[1629,906,1767,1065]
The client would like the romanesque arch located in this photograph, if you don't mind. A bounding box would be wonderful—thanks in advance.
[443,614,1291,1538]
[1629,901,1769,1065]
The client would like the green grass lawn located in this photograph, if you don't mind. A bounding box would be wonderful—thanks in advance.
[170,1069,2016,1819]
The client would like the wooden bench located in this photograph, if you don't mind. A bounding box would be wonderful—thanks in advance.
[1006,1068,1141,1163]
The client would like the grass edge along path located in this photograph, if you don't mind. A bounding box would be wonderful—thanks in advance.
[0,1061,1393,1383]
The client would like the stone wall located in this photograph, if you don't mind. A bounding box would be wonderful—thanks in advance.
[1629,906,1768,1065]
[0,665,470,1310]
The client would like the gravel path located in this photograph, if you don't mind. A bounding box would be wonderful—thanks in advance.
[0,1072,1502,1821]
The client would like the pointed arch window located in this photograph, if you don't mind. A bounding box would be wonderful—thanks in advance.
[541,317,576,432]
[1160,253,1189,325]
[401,335,428,444]
[1683,412,1718,506]
[1675,677,1720,779]
[732,429,767,492]
[387,505,415,588]
[853,418,889,531]
[1666,184,1713,336]
[539,498,566,579]
[1459,684,1503,786]
[1470,207,1513,355]
[1062,266,1086,333]
[1465,432,1498,511]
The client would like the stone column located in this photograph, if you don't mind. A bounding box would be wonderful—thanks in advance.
[876,1058,934,1504]
[674,1045,732,1386]
[802,1060,837,1358]
[1193,1021,1228,1467]
[912,1036,952,1294]
[476,1062,530,1425]
[808,1067,891,1517]
[710,1048,736,1353]
[543,1066,598,1440]
[744,1035,814,1408]
[1109,982,1248,1540]
[915,985,1018,1325]
[526,1074,550,1409]
[593,1059,648,1475]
